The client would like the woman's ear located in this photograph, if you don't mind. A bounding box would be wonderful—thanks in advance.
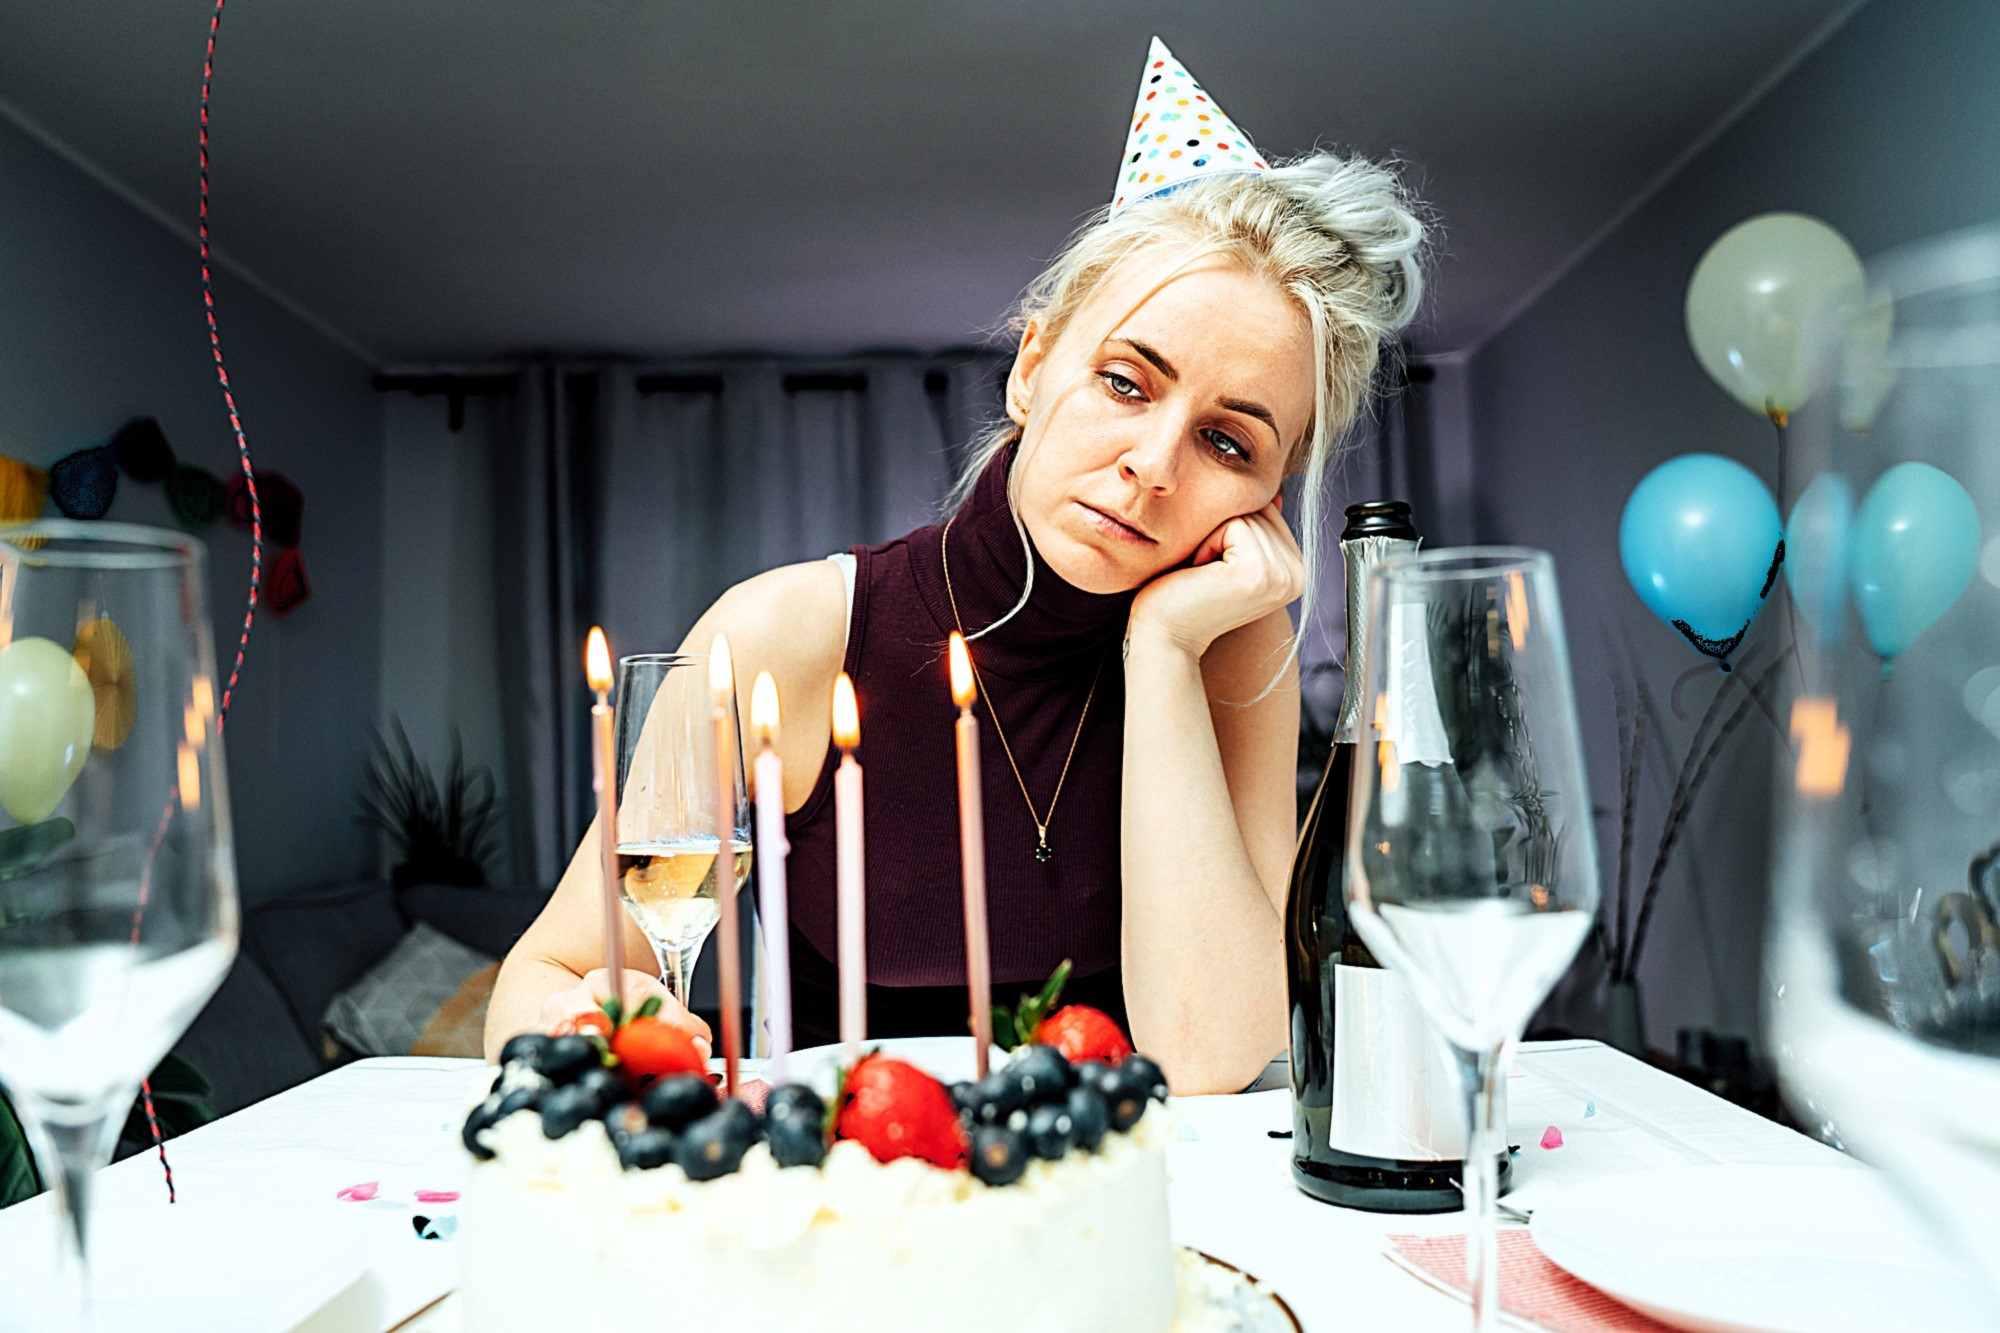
[1006,320,1047,428]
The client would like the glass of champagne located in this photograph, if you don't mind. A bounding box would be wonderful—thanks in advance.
[613,654,752,1013]
[0,521,238,1327]
[1343,547,1600,1333]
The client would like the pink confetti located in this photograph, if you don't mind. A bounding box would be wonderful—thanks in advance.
[1539,1126,1564,1150]
[336,1181,380,1201]
[414,1190,460,1203]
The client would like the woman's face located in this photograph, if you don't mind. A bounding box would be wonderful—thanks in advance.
[1007,245,1314,595]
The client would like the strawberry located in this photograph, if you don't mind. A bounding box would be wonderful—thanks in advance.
[834,1054,969,1169]
[989,959,1134,1064]
[1035,1004,1133,1065]
[609,1015,706,1081]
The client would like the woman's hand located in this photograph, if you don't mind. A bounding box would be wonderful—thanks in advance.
[536,968,713,1059]
[1128,499,1305,657]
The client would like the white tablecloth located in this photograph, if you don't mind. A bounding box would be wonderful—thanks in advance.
[0,1040,1841,1331]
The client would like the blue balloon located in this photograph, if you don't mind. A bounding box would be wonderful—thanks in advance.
[1849,462,1981,661]
[1619,453,1782,664]
[1785,473,1855,646]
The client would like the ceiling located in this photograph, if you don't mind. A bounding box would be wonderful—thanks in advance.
[0,0,1862,366]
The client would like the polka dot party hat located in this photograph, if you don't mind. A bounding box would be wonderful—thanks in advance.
[1112,36,1268,218]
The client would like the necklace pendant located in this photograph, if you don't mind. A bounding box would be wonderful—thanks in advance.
[1034,836,1053,864]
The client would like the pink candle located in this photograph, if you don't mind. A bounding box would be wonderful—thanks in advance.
[750,671,792,1084]
[709,635,742,1098]
[948,633,992,1078]
[585,628,625,1003]
[831,672,867,1059]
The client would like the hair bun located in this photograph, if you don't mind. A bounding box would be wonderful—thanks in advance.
[1266,151,1429,334]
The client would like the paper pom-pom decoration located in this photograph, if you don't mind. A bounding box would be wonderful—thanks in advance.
[72,617,137,751]
[0,457,48,524]
[111,417,177,483]
[166,464,226,530]
[270,545,312,616]
[226,470,303,547]
[49,446,118,519]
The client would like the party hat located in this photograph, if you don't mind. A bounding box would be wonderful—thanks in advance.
[1111,37,1269,218]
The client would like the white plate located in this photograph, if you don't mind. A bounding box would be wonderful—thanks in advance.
[0,1199,367,1332]
[1530,1164,1999,1332]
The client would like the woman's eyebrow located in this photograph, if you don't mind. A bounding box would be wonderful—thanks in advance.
[1110,336,1279,445]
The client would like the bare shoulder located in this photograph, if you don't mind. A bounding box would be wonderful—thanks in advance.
[686,560,847,674]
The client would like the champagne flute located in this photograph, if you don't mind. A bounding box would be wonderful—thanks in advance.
[0,521,238,1328]
[612,654,751,1014]
[1343,548,1599,1333]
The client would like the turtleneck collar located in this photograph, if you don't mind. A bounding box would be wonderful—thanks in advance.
[910,439,1135,682]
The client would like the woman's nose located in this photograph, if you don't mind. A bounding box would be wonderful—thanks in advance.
[1117,423,1182,493]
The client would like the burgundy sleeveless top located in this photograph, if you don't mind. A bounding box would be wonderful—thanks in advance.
[779,445,1134,1048]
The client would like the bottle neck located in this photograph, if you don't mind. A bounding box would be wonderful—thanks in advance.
[1334,533,1419,744]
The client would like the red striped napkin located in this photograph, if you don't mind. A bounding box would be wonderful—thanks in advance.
[1386,1231,1678,1332]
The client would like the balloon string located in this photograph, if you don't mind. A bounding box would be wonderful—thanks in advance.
[132,0,260,1208]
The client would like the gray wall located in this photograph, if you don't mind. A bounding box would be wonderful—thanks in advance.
[1466,0,2000,1047]
[0,111,385,902]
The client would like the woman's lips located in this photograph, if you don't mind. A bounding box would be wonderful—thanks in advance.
[1077,501,1155,544]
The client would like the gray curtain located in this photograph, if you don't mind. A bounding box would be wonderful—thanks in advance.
[487,356,1007,892]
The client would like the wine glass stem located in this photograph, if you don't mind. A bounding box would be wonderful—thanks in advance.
[1453,1043,1505,1333]
[24,1104,125,1331]
[663,948,689,1008]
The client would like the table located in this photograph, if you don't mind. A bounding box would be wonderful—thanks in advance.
[0,1040,1841,1331]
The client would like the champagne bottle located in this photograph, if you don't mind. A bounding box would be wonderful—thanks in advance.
[1285,500,1511,1211]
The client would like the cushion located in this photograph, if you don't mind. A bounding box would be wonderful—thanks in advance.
[401,882,547,959]
[243,880,408,1046]
[322,923,495,1059]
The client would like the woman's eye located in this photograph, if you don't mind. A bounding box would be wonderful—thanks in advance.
[1205,429,1247,461]
[1099,371,1142,400]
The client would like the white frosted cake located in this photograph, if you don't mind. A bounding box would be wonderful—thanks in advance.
[457,1024,1179,1333]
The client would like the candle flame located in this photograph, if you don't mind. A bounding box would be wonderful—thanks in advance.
[948,632,976,707]
[752,671,780,746]
[709,633,734,703]
[177,741,201,811]
[1790,696,1851,799]
[832,672,860,750]
[585,626,612,693]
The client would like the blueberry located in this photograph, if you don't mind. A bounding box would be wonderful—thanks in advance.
[603,1101,650,1144]
[948,1081,980,1120]
[1120,1055,1170,1103]
[1100,1067,1149,1133]
[767,1112,828,1168]
[461,1096,503,1160]
[538,1083,599,1140]
[539,1035,600,1085]
[765,1084,826,1127]
[616,1127,679,1170]
[971,1069,1029,1125]
[573,1066,627,1113]
[677,1107,755,1181]
[1073,1060,1113,1094]
[1025,1102,1076,1160]
[499,1032,553,1071]
[641,1074,719,1130]
[711,1098,764,1143]
[495,1083,544,1119]
[969,1125,1027,1186]
[1066,1085,1109,1153]
[1010,1045,1075,1103]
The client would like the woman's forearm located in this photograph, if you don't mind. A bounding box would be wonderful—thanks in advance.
[1119,626,1288,1093]
[483,950,586,1061]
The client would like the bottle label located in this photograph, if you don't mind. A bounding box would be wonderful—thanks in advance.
[1329,963,1502,1161]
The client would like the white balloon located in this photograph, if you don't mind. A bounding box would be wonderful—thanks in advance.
[1685,212,1864,419]
[0,636,96,824]
[1839,286,1899,434]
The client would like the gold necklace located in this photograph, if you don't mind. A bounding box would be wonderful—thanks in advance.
[941,518,1103,863]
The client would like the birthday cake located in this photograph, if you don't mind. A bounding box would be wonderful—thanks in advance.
[458,991,1178,1333]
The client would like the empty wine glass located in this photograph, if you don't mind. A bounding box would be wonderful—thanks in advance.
[613,654,751,1014]
[0,521,238,1328]
[1344,548,1600,1333]
[1768,222,2000,1313]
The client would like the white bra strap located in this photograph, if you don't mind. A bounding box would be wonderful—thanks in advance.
[826,552,858,634]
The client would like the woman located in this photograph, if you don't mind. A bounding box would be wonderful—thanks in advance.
[486,140,1425,1094]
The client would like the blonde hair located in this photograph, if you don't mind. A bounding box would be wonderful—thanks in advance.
[955,150,1430,682]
